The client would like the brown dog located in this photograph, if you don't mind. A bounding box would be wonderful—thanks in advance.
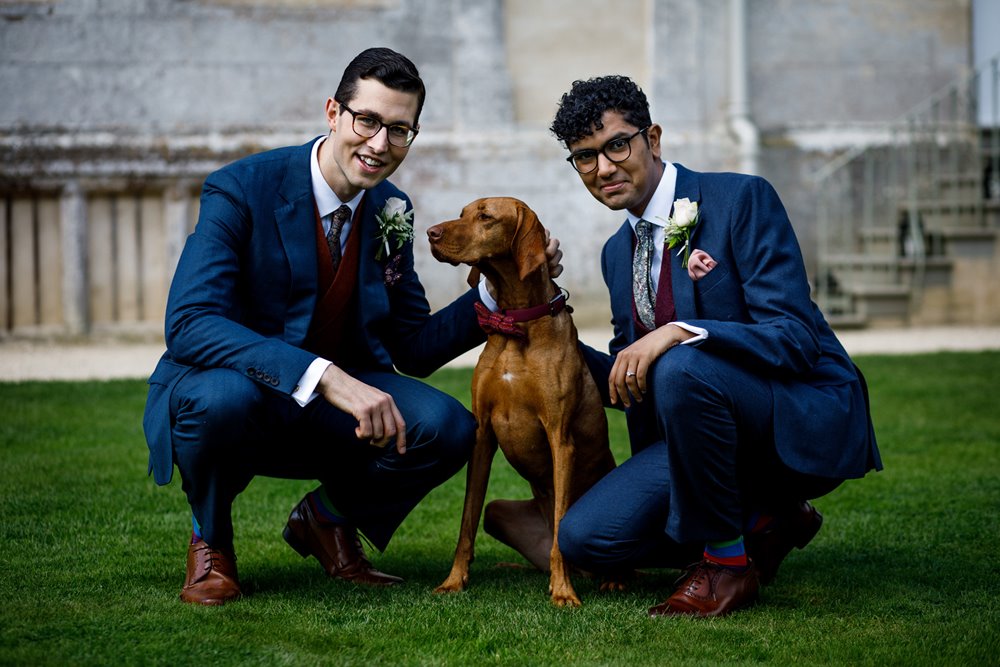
[426,197,616,607]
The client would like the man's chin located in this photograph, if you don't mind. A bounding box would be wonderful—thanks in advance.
[595,193,629,211]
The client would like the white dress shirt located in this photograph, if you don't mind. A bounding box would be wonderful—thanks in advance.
[625,162,707,344]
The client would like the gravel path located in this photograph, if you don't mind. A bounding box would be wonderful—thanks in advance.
[1,326,999,382]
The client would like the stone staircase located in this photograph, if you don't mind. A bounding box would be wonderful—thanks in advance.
[814,58,1000,329]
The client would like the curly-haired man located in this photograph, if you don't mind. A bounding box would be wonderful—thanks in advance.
[486,75,881,618]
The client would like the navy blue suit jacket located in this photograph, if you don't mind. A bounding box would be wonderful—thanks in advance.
[583,164,880,479]
[142,139,485,485]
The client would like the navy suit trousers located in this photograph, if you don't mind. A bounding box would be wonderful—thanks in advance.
[559,344,842,573]
[169,368,475,551]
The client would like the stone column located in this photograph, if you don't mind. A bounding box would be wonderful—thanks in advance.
[59,180,88,336]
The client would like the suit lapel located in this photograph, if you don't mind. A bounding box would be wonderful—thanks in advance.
[607,221,639,342]
[275,140,320,344]
[355,185,391,334]
[669,163,702,319]
[357,190,382,289]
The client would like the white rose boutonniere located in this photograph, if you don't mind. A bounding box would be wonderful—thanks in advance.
[658,197,700,269]
[374,196,415,261]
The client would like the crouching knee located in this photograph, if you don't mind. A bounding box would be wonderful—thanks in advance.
[557,506,605,572]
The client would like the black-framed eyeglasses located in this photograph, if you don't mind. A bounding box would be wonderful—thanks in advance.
[566,127,650,174]
[337,99,419,148]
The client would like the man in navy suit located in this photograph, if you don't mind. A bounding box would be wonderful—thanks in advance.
[143,47,559,605]
[528,75,877,617]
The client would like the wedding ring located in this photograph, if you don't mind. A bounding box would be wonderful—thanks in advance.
[626,371,636,377]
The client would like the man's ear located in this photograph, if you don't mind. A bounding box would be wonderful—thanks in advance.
[325,98,339,133]
[512,203,547,281]
[646,123,663,160]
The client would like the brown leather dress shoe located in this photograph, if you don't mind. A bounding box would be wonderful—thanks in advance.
[180,540,241,606]
[283,497,403,586]
[648,559,759,618]
[746,501,823,585]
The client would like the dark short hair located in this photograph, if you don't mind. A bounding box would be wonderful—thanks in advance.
[550,75,652,147]
[335,47,426,126]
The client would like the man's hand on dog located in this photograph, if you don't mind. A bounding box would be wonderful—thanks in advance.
[483,229,563,301]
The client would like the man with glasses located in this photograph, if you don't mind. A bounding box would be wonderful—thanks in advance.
[143,47,559,605]
[487,75,880,618]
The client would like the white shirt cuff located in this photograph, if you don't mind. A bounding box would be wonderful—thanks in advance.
[478,277,498,312]
[292,357,332,407]
[671,321,708,345]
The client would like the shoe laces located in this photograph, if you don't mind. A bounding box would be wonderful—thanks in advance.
[674,560,719,592]
[195,543,234,572]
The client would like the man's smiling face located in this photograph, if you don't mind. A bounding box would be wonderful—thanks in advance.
[319,77,420,201]
[567,110,664,217]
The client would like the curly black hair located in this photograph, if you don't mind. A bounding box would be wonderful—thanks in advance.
[550,75,652,147]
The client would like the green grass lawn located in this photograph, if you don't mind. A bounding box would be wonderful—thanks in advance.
[1,352,998,666]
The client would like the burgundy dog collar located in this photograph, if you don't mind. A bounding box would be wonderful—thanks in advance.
[475,288,571,339]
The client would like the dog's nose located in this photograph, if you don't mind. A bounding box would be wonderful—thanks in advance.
[427,225,442,241]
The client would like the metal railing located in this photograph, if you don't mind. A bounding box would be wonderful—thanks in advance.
[814,54,1000,319]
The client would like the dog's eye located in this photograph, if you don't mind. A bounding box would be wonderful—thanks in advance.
[477,213,493,222]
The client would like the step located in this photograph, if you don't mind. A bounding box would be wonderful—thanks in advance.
[848,284,912,325]
[826,312,869,330]
[821,254,952,289]
[937,227,997,258]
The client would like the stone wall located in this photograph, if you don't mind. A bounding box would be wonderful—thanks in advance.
[0,0,975,335]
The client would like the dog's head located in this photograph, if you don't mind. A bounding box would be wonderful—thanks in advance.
[427,197,547,284]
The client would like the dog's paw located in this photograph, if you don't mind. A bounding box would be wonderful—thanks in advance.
[549,581,582,607]
[433,573,469,594]
[599,579,628,593]
[551,592,582,608]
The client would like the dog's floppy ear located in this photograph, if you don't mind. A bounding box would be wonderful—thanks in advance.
[512,202,547,281]
[466,266,481,289]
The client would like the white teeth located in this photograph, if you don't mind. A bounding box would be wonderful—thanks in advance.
[360,156,382,167]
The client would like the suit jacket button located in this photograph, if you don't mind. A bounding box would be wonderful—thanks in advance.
[246,367,255,376]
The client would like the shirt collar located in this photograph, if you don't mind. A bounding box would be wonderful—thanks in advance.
[626,161,677,232]
[310,136,363,218]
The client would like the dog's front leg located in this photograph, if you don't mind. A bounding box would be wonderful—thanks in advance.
[548,430,582,607]
[434,423,497,594]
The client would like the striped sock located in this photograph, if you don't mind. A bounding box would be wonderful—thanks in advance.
[704,536,748,568]
[308,487,347,525]
[191,514,203,544]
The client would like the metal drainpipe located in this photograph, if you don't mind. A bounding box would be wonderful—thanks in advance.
[729,0,759,174]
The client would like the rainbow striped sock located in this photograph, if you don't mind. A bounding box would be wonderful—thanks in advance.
[191,514,203,544]
[704,536,748,568]
[308,487,347,525]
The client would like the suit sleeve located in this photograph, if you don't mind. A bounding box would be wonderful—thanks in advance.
[684,177,822,375]
[163,169,316,394]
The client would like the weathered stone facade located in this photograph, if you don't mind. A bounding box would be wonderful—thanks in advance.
[0,0,976,336]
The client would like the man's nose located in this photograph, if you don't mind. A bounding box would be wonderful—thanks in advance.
[367,126,390,152]
[596,153,617,177]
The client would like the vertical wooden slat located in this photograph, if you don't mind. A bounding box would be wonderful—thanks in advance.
[140,193,167,324]
[10,198,36,329]
[188,193,200,236]
[60,181,87,335]
[116,195,140,322]
[36,196,63,327]
[88,195,114,326]
[0,196,9,331]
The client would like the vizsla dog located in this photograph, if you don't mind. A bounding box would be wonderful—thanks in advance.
[427,197,616,607]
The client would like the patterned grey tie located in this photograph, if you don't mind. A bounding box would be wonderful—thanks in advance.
[633,219,656,330]
[326,204,351,274]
